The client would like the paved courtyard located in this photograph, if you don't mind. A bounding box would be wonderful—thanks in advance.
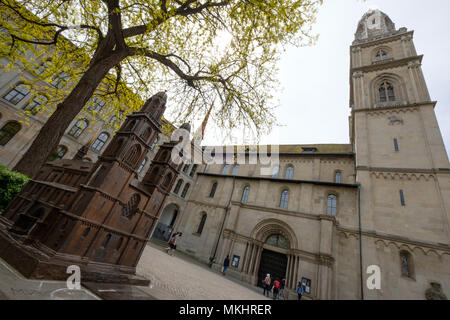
[137,243,270,300]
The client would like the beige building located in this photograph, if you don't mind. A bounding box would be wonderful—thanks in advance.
[1,10,449,300]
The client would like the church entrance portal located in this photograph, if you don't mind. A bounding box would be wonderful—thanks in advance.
[257,249,288,288]
[152,203,179,242]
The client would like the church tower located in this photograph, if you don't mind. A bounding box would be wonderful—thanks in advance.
[351,10,450,299]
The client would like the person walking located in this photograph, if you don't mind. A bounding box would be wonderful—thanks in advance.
[165,232,182,256]
[222,255,230,275]
[263,274,271,297]
[279,277,286,300]
[272,278,280,300]
[296,281,304,300]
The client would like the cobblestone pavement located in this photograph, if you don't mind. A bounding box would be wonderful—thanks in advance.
[137,243,270,300]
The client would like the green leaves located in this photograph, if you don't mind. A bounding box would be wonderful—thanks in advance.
[0,164,30,213]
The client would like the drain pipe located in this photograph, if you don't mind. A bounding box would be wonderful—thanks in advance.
[209,174,236,268]
[357,184,364,300]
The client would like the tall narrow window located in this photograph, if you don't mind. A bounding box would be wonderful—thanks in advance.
[400,251,414,278]
[221,164,230,175]
[400,190,405,206]
[241,186,250,203]
[150,137,158,150]
[68,119,88,138]
[173,179,183,194]
[394,138,399,152]
[137,157,148,174]
[285,166,294,179]
[24,95,47,115]
[379,81,395,102]
[181,183,190,198]
[101,233,112,248]
[209,182,218,198]
[272,166,280,178]
[280,190,289,209]
[335,172,342,183]
[3,83,30,105]
[327,194,337,216]
[0,121,21,146]
[232,165,240,175]
[182,164,190,173]
[189,164,198,177]
[196,213,207,235]
[48,145,68,161]
[92,132,109,151]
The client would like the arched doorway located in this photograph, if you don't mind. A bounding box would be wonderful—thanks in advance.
[257,234,289,287]
[152,203,179,242]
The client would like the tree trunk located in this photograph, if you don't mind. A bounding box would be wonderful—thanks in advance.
[13,51,127,178]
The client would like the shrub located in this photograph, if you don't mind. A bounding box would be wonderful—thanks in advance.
[0,164,30,213]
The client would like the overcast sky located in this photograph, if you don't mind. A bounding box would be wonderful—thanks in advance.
[202,0,450,155]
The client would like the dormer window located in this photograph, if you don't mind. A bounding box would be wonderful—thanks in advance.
[302,147,317,153]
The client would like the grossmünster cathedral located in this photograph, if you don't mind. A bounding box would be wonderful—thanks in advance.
[0,10,449,300]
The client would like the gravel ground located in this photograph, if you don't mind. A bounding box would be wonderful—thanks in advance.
[136,243,269,300]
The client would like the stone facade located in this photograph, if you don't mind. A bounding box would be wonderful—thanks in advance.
[0,9,449,299]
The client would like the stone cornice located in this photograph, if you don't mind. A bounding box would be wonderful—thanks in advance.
[337,226,450,255]
[197,173,359,189]
[351,30,414,48]
[356,167,450,175]
[351,55,423,74]
[352,101,437,114]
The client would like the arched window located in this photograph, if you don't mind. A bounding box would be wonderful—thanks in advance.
[182,164,190,173]
[265,234,289,249]
[24,95,47,115]
[173,179,183,194]
[335,171,342,183]
[68,119,88,138]
[48,145,68,161]
[375,49,388,61]
[163,172,173,188]
[379,81,395,102]
[137,157,148,174]
[3,83,30,105]
[181,183,190,198]
[285,166,294,179]
[101,233,112,248]
[209,182,218,198]
[280,190,289,209]
[232,165,240,175]
[82,227,91,237]
[122,193,141,218]
[0,121,21,146]
[189,164,198,177]
[221,164,230,175]
[400,251,414,278]
[125,144,142,166]
[196,213,207,235]
[88,97,105,112]
[241,186,250,203]
[327,194,337,216]
[92,132,109,151]
[51,71,70,89]
[272,166,280,178]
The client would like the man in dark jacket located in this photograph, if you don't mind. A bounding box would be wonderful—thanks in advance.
[223,255,230,275]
